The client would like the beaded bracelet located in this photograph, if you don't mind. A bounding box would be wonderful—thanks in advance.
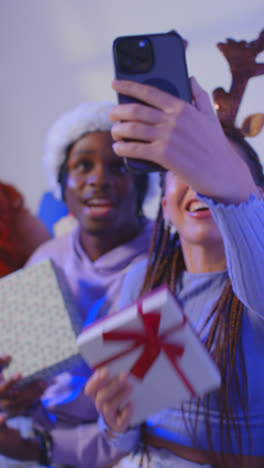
[34,429,53,466]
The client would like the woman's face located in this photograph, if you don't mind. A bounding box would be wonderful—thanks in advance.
[162,171,223,249]
[162,137,262,250]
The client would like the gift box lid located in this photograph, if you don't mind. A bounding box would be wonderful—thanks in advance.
[0,259,83,384]
[77,285,221,425]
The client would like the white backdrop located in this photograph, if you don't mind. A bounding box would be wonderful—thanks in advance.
[1,0,263,212]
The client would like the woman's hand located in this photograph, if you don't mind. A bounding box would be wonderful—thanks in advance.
[85,368,133,433]
[110,77,259,204]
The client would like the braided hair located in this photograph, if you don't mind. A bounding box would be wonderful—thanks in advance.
[139,168,251,467]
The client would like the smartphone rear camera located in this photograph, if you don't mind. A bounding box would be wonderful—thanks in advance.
[115,37,153,74]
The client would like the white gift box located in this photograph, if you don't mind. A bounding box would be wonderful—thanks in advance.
[77,285,221,426]
[0,259,82,384]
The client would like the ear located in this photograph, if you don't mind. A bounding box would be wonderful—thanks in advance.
[257,186,264,198]
[241,113,264,137]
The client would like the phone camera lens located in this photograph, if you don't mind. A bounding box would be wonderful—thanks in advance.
[116,37,153,73]
[136,40,148,62]
[138,40,146,48]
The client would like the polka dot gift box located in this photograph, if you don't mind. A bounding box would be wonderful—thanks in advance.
[0,259,83,384]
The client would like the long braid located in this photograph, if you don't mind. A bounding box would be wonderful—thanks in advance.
[140,200,250,467]
[139,204,164,294]
[198,287,249,467]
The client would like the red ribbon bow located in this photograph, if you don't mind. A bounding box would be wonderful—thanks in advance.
[94,303,195,397]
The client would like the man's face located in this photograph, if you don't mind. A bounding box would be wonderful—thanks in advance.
[65,131,140,239]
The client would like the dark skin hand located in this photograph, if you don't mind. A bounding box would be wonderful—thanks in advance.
[0,356,43,461]
[0,355,47,416]
[0,414,40,461]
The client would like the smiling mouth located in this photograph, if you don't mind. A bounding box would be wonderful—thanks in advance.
[186,200,211,217]
[187,200,209,213]
[82,198,115,217]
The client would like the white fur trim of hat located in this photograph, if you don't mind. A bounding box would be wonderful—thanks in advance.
[42,100,160,218]
[42,101,114,199]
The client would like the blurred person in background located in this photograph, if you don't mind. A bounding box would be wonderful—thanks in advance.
[0,181,51,278]
[0,101,155,467]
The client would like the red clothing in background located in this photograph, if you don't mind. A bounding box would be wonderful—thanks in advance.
[0,182,51,277]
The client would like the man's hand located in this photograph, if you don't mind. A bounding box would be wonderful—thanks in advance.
[0,355,47,416]
[0,379,47,416]
[0,414,40,461]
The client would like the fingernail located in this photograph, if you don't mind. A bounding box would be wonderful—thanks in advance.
[119,372,128,383]
[1,355,10,360]
[99,368,108,379]
[11,373,21,381]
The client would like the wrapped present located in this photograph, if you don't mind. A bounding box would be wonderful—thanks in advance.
[77,285,221,425]
[0,259,83,384]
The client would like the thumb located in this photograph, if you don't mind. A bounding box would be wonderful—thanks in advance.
[0,414,6,425]
[190,76,216,118]
[0,355,11,369]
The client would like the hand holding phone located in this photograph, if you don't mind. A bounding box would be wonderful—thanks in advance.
[112,31,192,173]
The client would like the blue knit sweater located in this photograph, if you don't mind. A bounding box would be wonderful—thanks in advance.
[109,194,264,458]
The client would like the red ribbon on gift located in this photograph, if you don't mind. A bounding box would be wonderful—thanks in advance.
[93,303,195,397]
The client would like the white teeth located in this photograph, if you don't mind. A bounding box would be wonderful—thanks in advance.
[85,198,112,206]
[90,206,111,213]
[188,201,208,213]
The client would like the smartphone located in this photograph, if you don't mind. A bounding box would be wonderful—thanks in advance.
[112,31,192,173]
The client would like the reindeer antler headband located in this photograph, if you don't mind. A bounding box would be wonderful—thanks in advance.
[213,30,264,137]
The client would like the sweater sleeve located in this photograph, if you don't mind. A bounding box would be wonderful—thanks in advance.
[199,193,264,316]
[50,423,128,468]
[37,378,129,467]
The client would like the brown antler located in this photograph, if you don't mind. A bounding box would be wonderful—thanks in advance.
[213,30,264,126]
